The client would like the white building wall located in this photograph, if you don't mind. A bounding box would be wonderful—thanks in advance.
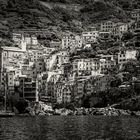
[126,50,137,60]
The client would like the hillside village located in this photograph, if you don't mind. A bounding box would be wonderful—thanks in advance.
[1,8,140,111]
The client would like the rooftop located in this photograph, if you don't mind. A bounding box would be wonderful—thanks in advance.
[1,46,25,52]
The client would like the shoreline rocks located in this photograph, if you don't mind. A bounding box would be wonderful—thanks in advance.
[17,102,140,116]
[23,105,140,116]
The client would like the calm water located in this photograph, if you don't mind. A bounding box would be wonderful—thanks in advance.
[0,116,140,140]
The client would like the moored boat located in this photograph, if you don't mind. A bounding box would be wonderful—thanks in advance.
[0,111,15,117]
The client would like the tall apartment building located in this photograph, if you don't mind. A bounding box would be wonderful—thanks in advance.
[72,58,100,76]
[100,21,116,32]
[0,43,26,89]
[62,34,74,49]
[93,75,111,93]
[113,23,129,35]
[131,10,140,21]
[99,59,116,74]
[99,54,116,74]
[62,34,82,50]
[62,85,71,103]
[118,50,137,64]
[82,31,99,44]
[75,79,85,99]
[12,33,22,45]
[18,76,38,101]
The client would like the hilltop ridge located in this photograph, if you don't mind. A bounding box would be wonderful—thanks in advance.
[0,0,139,39]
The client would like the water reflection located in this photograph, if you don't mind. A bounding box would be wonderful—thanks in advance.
[0,116,140,140]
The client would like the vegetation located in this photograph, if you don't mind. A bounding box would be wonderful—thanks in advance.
[1,0,140,110]
[0,0,139,47]
[80,87,136,108]
[14,99,28,113]
[0,0,138,38]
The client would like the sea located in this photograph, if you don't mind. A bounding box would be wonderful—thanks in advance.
[0,116,140,140]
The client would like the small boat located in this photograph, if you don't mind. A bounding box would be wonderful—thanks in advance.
[0,111,15,117]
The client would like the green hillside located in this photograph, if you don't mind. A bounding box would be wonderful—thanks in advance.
[0,0,139,39]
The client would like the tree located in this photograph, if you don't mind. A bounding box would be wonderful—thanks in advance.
[121,32,133,42]
[15,100,28,113]
[110,76,122,87]
[122,60,139,77]
[81,95,90,108]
